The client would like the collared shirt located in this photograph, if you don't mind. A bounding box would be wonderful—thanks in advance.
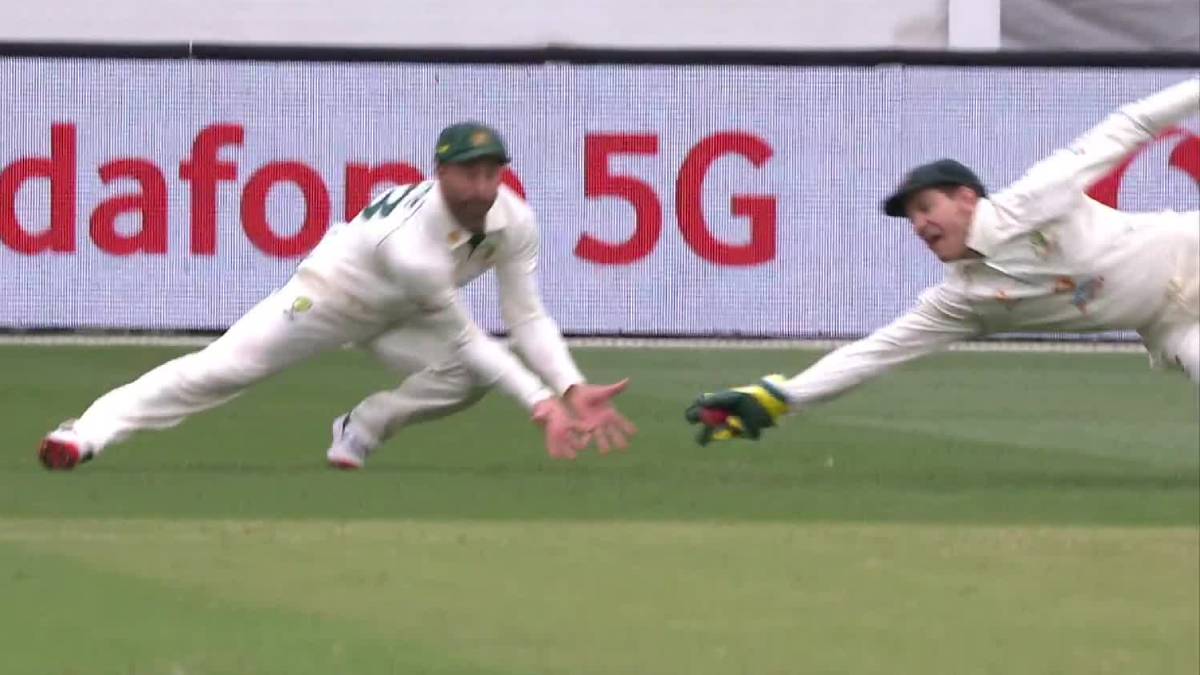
[780,78,1200,409]
[293,181,577,408]
[298,181,540,324]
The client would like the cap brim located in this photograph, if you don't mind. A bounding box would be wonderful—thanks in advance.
[883,181,987,218]
[883,189,913,218]
[439,147,511,164]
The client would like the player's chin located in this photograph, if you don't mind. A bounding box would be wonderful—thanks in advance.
[930,240,964,262]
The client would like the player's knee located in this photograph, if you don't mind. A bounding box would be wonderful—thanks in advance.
[428,360,493,392]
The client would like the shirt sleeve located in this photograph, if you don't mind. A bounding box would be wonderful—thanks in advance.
[390,237,554,412]
[1068,77,1200,189]
[779,286,982,409]
[422,294,554,411]
[967,77,1199,257]
[495,217,586,395]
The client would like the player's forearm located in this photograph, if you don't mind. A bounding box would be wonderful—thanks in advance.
[510,316,585,395]
[455,332,554,411]
[779,301,978,409]
[780,335,937,409]
[425,298,554,411]
[1071,78,1200,187]
[1124,77,1200,136]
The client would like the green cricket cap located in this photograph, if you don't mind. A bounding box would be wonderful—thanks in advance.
[434,122,511,165]
[883,159,987,217]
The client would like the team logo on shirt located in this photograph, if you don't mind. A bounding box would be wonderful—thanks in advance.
[285,296,313,320]
[1030,231,1057,259]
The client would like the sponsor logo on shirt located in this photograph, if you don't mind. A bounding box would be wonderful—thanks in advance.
[1054,276,1104,314]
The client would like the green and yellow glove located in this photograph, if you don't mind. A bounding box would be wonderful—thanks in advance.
[684,375,790,446]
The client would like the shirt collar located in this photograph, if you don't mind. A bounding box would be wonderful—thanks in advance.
[963,197,1000,259]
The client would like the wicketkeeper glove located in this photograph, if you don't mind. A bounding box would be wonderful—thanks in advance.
[684,375,790,446]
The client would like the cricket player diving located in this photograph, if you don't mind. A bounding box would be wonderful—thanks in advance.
[687,77,1200,445]
[39,122,636,469]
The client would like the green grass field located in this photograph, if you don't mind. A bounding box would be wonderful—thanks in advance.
[1,344,1197,675]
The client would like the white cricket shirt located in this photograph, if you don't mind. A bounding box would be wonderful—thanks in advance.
[295,181,584,408]
[782,78,1200,408]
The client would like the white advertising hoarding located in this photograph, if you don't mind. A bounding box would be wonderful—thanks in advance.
[1,58,1197,337]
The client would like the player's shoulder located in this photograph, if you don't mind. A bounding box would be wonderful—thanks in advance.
[391,179,439,208]
[372,179,433,203]
[357,180,438,224]
[990,154,1082,227]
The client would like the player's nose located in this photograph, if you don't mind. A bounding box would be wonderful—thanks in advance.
[471,176,496,197]
[909,216,927,237]
[475,184,499,202]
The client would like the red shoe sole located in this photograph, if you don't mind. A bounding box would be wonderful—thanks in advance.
[39,438,81,470]
[327,459,361,471]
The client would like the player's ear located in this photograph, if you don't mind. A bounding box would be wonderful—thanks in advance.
[954,185,981,208]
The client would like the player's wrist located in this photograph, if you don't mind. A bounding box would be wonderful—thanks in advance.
[562,379,589,402]
[526,387,555,414]
[530,396,567,426]
[757,374,793,413]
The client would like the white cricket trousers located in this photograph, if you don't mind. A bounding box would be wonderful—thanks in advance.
[1175,323,1200,384]
[72,275,388,452]
[342,325,493,449]
[71,274,498,454]
[1142,320,1200,387]
[1139,219,1200,388]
